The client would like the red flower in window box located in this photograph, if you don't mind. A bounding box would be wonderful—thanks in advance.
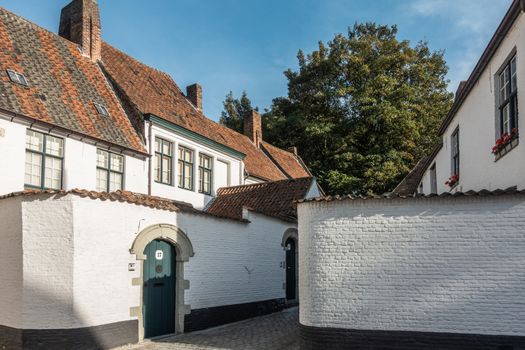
[491,128,519,154]
[445,174,459,188]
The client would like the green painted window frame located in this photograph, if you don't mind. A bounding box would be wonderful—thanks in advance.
[154,137,174,186]
[198,153,213,195]
[451,127,460,177]
[96,149,125,192]
[498,55,518,136]
[25,129,64,190]
[178,145,194,191]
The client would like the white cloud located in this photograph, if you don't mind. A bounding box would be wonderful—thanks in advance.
[408,0,511,90]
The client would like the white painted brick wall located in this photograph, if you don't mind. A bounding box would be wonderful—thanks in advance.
[1,194,293,329]
[298,196,525,336]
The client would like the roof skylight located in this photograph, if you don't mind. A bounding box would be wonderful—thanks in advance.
[7,70,28,86]
[94,103,110,117]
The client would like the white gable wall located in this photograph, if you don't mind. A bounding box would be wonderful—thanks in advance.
[420,11,525,194]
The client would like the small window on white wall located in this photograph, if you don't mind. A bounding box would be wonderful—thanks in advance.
[430,164,437,194]
[497,54,518,136]
[25,130,64,190]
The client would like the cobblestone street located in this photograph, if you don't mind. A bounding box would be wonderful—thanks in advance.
[115,307,299,350]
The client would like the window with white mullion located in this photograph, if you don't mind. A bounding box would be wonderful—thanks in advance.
[96,149,124,192]
[25,130,63,190]
[498,55,518,136]
[154,137,173,185]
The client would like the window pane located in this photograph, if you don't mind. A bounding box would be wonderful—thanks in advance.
[162,156,171,184]
[503,105,510,134]
[155,138,161,153]
[110,154,124,172]
[45,135,63,157]
[44,157,62,189]
[154,154,161,182]
[109,172,123,192]
[96,168,108,192]
[25,151,42,187]
[17,73,27,86]
[26,130,43,152]
[178,147,183,159]
[185,149,193,163]
[511,57,517,92]
[178,161,184,187]
[97,149,109,168]
[162,141,172,156]
[184,163,193,189]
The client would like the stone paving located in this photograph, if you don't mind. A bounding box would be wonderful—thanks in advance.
[114,307,299,350]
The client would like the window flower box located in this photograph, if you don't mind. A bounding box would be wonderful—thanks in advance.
[445,174,459,189]
[493,128,519,161]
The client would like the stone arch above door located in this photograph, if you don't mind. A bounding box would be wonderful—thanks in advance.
[129,223,194,338]
[130,224,195,261]
[282,228,298,247]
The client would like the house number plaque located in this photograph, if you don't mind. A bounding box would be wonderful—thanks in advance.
[155,250,164,260]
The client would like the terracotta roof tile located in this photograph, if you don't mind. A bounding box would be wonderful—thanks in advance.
[101,42,297,181]
[0,189,249,222]
[261,142,311,178]
[0,7,145,154]
[298,186,524,203]
[206,177,314,222]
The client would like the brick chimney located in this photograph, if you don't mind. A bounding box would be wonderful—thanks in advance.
[186,84,203,111]
[59,0,102,62]
[244,110,262,148]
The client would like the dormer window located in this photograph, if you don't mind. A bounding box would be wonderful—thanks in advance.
[94,103,110,117]
[7,70,28,86]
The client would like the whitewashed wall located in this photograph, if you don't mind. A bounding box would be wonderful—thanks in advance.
[420,12,525,194]
[0,196,22,329]
[0,118,25,195]
[298,196,525,336]
[147,123,244,209]
[5,194,293,329]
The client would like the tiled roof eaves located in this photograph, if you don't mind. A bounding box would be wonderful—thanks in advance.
[0,106,149,157]
[298,186,525,204]
[437,0,524,136]
[147,114,246,160]
[0,189,249,223]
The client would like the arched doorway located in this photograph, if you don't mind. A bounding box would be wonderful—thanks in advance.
[143,240,176,338]
[285,238,297,301]
[130,224,195,340]
[282,228,299,304]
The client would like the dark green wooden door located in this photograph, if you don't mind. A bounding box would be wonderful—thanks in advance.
[285,238,296,300]
[143,240,176,338]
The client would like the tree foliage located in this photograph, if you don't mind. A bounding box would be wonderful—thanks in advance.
[263,23,453,195]
[219,91,256,133]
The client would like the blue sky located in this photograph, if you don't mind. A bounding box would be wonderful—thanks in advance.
[0,0,512,120]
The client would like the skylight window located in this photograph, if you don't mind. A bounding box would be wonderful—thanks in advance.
[7,70,28,86]
[94,103,110,117]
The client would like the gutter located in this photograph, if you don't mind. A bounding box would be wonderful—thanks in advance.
[0,107,150,158]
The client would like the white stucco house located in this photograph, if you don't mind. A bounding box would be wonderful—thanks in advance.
[0,1,320,349]
[298,1,525,349]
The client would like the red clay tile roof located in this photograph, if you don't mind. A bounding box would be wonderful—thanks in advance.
[101,42,305,182]
[206,177,314,222]
[0,189,248,222]
[0,8,145,154]
[298,186,524,203]
[261,142,311,179]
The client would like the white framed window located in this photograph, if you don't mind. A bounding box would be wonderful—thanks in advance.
[198,154,213,195]
[178,146,194,191]
[25,130,63,189]
[154,137,173,185]
[96,149,124,192]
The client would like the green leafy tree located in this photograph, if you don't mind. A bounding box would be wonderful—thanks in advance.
[219,91,256,133]
[263,23,453,195]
